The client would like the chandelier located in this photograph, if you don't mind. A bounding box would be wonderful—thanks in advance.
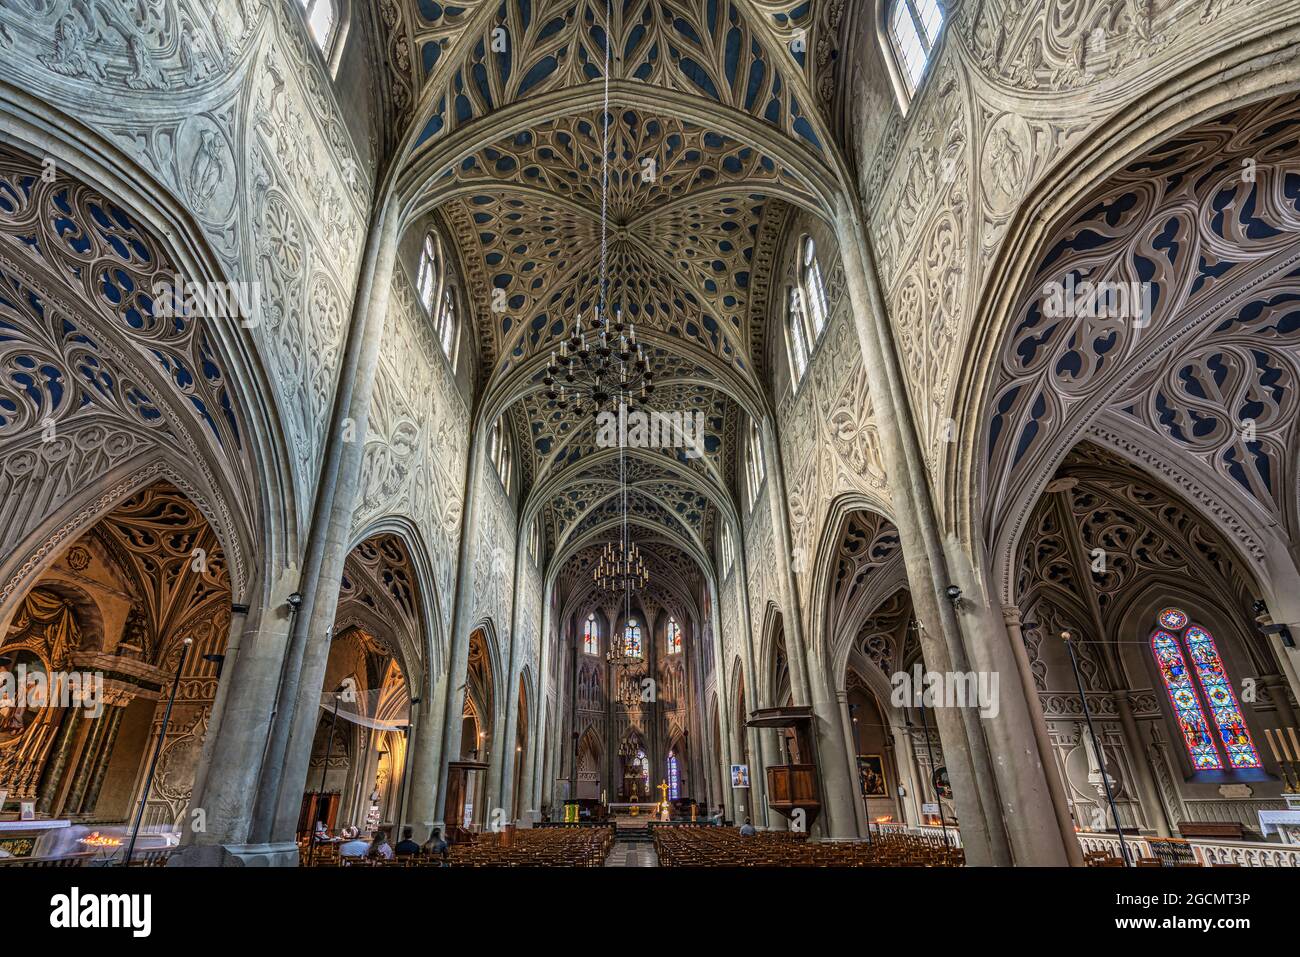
[614,671,642,708]
[594,539,648,592]
[541,0,655,420]
[545,311,654,417]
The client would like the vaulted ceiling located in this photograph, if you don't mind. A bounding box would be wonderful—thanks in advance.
[387,0,847,587]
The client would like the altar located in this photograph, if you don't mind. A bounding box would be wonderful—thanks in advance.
[0,819,71,859]
[1258,794,1300,845]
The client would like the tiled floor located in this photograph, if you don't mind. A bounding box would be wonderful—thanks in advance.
[604,839,659,867]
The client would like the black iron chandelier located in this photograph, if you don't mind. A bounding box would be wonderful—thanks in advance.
[541,0,655,419]
[545,311,654,417]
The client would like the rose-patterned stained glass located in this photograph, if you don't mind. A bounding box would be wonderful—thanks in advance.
[1151,630,1222,770]
[1158,608,1188,630]
[1183,625,1261,769]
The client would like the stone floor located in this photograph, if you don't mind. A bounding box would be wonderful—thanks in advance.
[604,839,659,867]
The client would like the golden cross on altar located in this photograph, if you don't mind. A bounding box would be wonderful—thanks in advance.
[657,780,669,803]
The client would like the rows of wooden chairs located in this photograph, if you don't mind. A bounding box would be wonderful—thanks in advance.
[300,827,614,867]
[447,826,613,867]
[651,826,964,867]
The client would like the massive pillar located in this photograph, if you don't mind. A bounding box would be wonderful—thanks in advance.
[434,432,489,826]
[258,211,402,845]
[833,197,1008,865]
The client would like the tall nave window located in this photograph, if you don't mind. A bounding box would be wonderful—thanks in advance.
[1150,608,1260,771]
[743,417,765,511]
[786,286,809,385]
[888,0,944,95]
[667,751,680,799]
[666,618,682,654]
[720,523,735,577]
[583,613,598,655]
[488,417,512,488]
[417,232,459,368]
[800,236,828,340]
[438,285,459,370]
[298,0,337,52]
[417,233,438,312]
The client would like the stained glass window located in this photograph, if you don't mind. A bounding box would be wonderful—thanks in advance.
[583,614,598,655]
[667,751,680,800]
[667,618,682,654]
[1150,610,1261,771]
[1184,625,1261,769]
[635,749,649,790]
[623,618,642,659]
[1152,630,1221,770]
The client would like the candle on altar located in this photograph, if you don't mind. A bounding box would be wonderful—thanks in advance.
[1266,728,1283,762]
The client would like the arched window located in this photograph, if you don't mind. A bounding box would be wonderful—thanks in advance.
[1150,608,1260,771]
[417,232,438,313]
[743,417,765,510]
[623,618,642,660]
[800,236,828,340]
[528,519,541,562]
[720,524,735,576]
[887,0,944,96]
[583,614,598,655]
[488,417,511,488]
[437,285,459,369]
[667,751,680,799]
[298,0,338,54]
[635,749,649,791]
[786,286,809,385]
[666,618,682,654]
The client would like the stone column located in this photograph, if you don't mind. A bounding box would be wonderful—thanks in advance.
[833,197,1008,865]
[1002,604,1085,863]
[760,414,811,706]
[838,690,868,835]
[525,589,554,811]
[433,424,490,827]
[805,666,857,839]
[172,574,298,862]
[707,582,737,823]
[254,207,402,844]
[890,721,923,825]
[1113,691,1171,837]
[181,600,250,840]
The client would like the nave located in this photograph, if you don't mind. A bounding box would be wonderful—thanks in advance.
[0,0,1298,889]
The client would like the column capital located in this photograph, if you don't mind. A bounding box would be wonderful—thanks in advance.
[1000,605,1022,627]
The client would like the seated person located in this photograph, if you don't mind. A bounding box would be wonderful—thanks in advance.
[393,826,421,857]
[367,829,394,860]
[338,832,369,858]
[738,818,757,837]
[421,827,449,863]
